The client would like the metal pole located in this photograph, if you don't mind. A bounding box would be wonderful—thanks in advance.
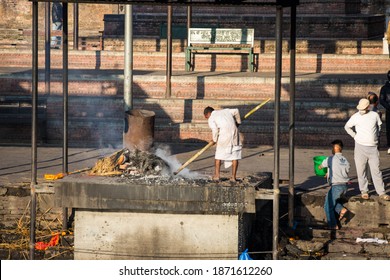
[30,1,39,260]
[288,4,297,229]
[273,5,283,261]
[62,2,69,230]
[73,3,79,50]
[187,5,192,30]
[166,5,172,98]
[62,2,68,175]
[45,3,50,96]
[124,4,133,112]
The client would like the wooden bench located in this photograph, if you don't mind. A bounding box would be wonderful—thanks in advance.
[185,28,255,72]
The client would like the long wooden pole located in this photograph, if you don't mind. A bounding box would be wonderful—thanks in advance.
[244,98,271,119]
[174,99,271,175]
[173,141,214,175]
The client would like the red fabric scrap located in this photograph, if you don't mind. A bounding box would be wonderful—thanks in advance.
[35,234,60,251]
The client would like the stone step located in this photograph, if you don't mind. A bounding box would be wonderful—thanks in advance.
[0,49,388,73]
[285,174,390,260]
[0,65,388,147]
[0,112,359,148]
[0,70,386,102]
[296,190,390,229]
[132,2,362,16]
[0,35,384,54]
[281,226,390,259]
[320,252,369,260]
[327,239,390,255]
[106,7,384,39]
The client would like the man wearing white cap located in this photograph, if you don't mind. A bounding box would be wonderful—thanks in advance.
[344,98,390,201]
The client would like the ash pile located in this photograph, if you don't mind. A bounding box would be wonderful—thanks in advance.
[87,147,267,189]
[88,148,210,185]
[90,148,170,176]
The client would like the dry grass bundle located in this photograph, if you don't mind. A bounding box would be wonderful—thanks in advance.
[0,196,72,260]
[89,149,125,176]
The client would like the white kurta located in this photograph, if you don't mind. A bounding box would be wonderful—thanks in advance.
[208,109,242,166]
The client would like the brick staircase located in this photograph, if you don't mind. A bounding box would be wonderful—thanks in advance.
[0,0,389,149]
[281,226,390,260]
[0,49,388,72]
[0,48,389,147]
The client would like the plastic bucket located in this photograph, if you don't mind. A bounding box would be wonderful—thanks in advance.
[313,156,327,177]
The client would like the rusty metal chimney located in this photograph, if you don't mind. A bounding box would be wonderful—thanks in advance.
[123,109,155,152]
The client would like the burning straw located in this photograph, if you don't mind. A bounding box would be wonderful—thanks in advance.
[89,145,206,180]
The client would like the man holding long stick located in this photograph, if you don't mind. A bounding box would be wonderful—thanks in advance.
[174,99,270,176]
[204,106,242,181]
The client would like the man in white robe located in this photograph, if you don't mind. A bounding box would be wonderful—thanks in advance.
[204,106,242,181]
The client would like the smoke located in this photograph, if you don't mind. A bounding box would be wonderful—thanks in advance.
[153,144,208,180]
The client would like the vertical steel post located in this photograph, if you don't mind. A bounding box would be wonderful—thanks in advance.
[288,4,297,229]
[124,4,133,112]
[73,3,79,50]
[62,2,69,230]
[45,3,50,96]
[62,1,69,175]
[30,0,39,260]
[166,5,172,98]
[273,5,283,261]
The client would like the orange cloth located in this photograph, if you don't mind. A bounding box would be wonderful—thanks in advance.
[35,234,60,251]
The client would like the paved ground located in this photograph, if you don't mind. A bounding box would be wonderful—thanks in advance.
[1,143,390,197]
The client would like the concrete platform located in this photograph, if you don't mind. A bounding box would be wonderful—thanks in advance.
[53,173,272,214]
[53,173,271,259]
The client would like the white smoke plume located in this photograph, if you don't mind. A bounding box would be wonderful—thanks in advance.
[154,144,208,180]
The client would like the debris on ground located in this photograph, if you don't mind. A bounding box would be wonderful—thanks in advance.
[0,196,73,260]
[89,149,170,177]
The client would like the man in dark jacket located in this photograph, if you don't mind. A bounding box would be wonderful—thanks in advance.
[379,70,390,154]
[51,3,63,49]
[52,2,63,30]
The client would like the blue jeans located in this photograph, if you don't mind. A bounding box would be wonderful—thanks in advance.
[324,184,347,227]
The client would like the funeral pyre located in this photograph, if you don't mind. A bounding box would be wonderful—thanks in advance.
[87,147,261,188]
[88,147,213,185]
[90,148,170,177]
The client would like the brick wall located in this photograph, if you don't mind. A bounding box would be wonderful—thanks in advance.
[0,1,386,42]
[0,1,111,33]
[0,184,61,229]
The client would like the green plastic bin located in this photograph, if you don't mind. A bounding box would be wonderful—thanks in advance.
[313,156,327,177]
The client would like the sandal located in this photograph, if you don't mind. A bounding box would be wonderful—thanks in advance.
[361,193,369,200]
[379,194,390,201]
[212,176,221,182]
[339,208,348,221]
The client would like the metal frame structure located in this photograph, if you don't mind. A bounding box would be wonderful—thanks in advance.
[29,0,299,260]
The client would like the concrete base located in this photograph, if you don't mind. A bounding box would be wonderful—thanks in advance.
[55,174,271,260]
[75,211,252,260]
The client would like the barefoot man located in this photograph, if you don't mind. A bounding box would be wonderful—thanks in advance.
[204,106,242,181]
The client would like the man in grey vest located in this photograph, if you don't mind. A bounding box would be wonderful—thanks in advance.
[319,140,350,229]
